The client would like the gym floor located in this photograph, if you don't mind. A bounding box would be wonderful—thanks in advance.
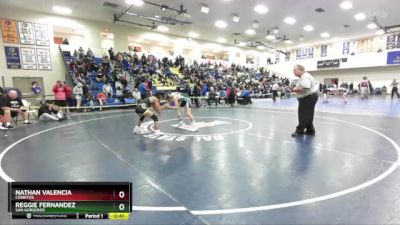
[1,95,400,225]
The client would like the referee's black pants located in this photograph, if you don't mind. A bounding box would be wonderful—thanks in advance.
[392,87,400,99]
[295,93,318,134]
[272,90,278,101]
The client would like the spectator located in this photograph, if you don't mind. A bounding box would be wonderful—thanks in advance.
[73,83,84,111]
[64,81,73,107]
[96,70,105,83]
[132,88,141,101]
[86,91,95,112]
[38,100,66,121]
[272,82,279,102]
[109,47,115,61]
[52,80,67,109]
[207,87,218,107]
[390,79,399,100]
[138,79,149,100]
[31,82,42,95]
[115,80,124,101]
[0,90,30,129]
[359,76,371,100]
[97,91,108,110]
[102,82,113,98]
[87,48,94,59]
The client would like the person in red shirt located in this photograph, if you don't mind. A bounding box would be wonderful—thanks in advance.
[53,80,66,109]
[359,76,371,100]
[97,91,108,111]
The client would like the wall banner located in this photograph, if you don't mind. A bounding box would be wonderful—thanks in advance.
[20,47,37,70]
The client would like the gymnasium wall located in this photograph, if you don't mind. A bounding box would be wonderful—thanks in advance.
[267,36,400,86]
[0,6,269,95]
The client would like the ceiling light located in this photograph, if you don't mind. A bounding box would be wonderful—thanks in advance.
[125,0,144,7]
[266,35,275,41]
[215,20,227,29]
[376,29,385,35]
[201,4,209,14]
[188,32,199,38]
[257,46,265,50]
[232,14,240,23]
[252,21,260,29]
[265,31,275,40]
[340,1,353,10]
[320,32,330,38]
[285,40,293,44]
[217,37,227,43]
[245,29,256,35]
[367,23,377,29]
[136,38,143,43]
[354,13,366,21]
[254,5,268,14]
[303,25,314,31]
[157,25,169,32]
[284,17,296,25]
[52,6,72,14]
[239,42,246,46]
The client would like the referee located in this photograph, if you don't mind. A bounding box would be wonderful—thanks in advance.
[292,64,319,137]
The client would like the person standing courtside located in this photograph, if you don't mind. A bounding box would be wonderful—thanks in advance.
[390,79,400,100]
[291,65,318,137]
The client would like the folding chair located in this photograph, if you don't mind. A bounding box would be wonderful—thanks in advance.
[22,99,38,121]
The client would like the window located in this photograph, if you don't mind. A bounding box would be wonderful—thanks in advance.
[308,48,314,59]
[296,49,301,60]
[321,45,328,57]
[285,52,291,61]
[387,35,396,50]
[301,48,307,60]
[342,42,350,55]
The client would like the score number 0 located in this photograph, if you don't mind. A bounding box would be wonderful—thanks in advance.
[118,191,126,211]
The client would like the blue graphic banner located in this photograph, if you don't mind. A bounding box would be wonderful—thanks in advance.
[4,46,21,69]
[387,51,400,65]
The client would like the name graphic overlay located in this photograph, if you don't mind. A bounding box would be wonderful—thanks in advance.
[8,182,132,220]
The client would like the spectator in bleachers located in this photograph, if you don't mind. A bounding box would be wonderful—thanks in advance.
[53,80,67,109]
[96,70,106,83]
[86,90,95,112]
[141,54,147,65]
[102,82,113,98]
[38,100,66,121]
[87,48,94,59]
[108,47,115,61]
[139,79,149,100]
[0,90,30,128]
[97,91,108,111]
[78,47,85,58]
[73,83,83,111]
[132,88,141,101]
[207,86,218,107]
[73,50,79,59]
[115,80,124,101]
